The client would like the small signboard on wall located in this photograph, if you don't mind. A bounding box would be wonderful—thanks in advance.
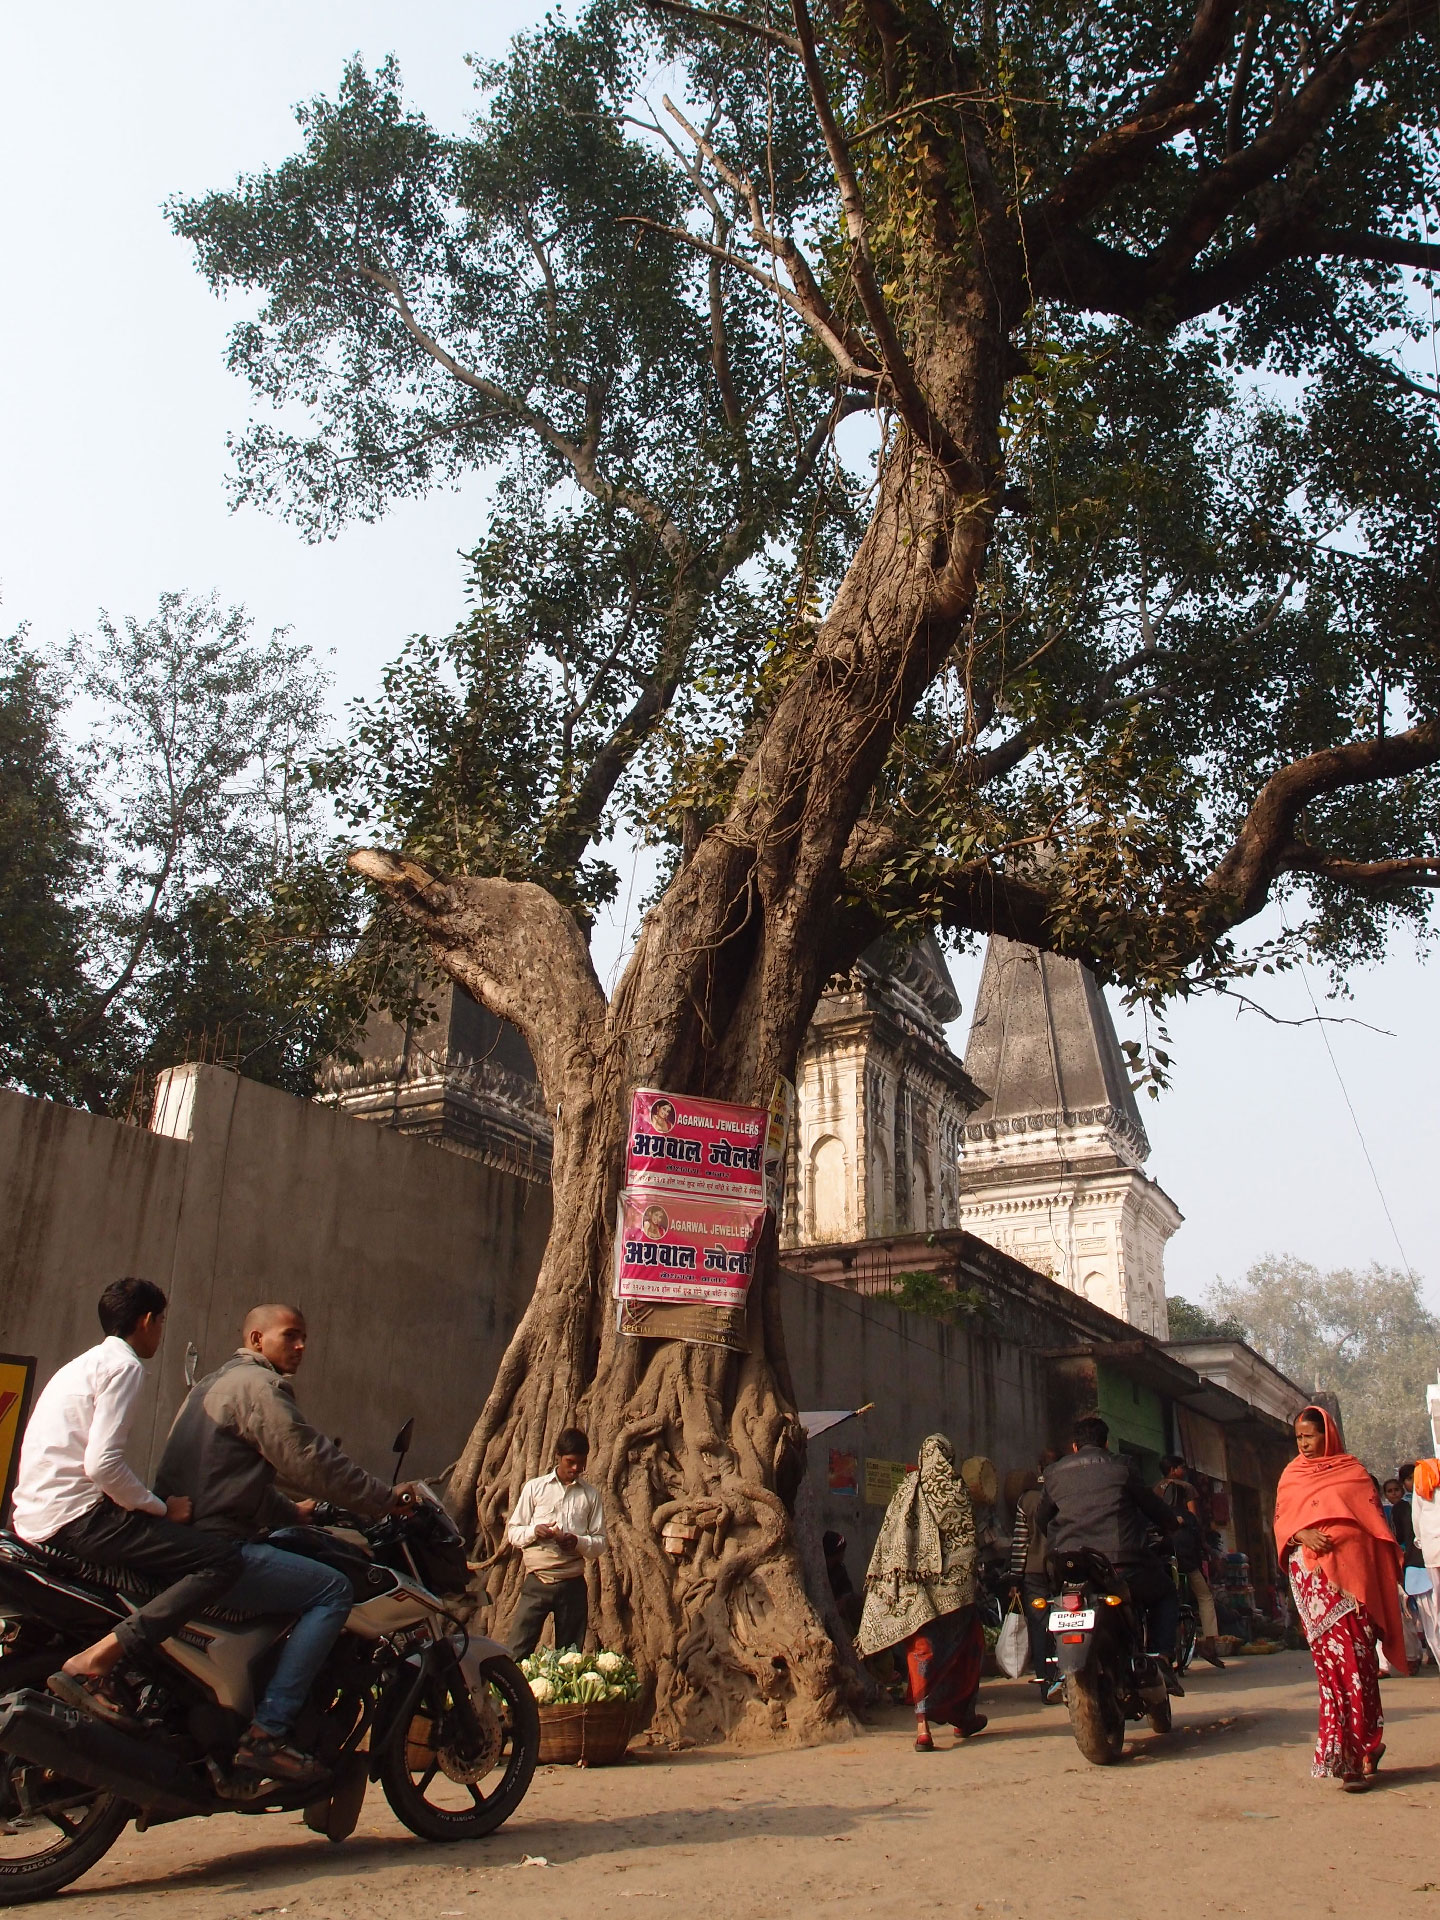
[0,1355,37,1522]
[863,1457,913,1505]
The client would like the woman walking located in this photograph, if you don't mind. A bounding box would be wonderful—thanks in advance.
[1273,1405,1406,1791]
[855,1434,986,1751]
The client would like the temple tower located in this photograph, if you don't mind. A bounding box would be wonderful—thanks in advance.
[781,936,985,1247]
[958,938,1181,1335]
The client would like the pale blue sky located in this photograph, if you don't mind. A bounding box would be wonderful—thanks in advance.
[3,4,1435,1311]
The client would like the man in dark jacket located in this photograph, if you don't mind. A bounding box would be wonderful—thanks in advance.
[158,1304,414,1784]
[1035,1415,1183,1687]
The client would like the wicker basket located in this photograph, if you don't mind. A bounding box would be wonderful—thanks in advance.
[536,1696,644,1766]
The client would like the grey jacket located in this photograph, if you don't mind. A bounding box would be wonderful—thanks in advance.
[156,1350,392,1539]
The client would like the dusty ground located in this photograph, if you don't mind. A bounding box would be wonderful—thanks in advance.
[44,1653,1440,1919]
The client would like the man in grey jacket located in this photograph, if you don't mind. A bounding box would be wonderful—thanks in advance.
[158,1304,413,1784]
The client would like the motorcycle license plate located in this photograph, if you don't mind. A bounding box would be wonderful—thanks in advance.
[1047,1608,1096,1631]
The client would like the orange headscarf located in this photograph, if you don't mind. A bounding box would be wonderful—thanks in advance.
[1413,1459,1440,1503]
[1273,1405,1406,1672]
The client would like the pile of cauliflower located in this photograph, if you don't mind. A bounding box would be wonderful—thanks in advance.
[519,1645,641,1706]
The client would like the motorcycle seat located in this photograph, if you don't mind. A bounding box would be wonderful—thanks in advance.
[0,1534,284,1627]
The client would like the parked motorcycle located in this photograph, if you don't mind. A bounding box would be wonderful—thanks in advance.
[1047,1548,1174,1765]
[0,1481,538,1904]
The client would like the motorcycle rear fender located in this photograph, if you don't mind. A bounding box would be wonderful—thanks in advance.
[1052,1629,1095,1675]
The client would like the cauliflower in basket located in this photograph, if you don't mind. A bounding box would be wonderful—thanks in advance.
[529,1675,555,1704]
[595,1650,624,1674]
[558,1648,584,1667]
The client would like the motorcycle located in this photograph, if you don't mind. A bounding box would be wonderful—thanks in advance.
[0,1479,539,1905]
[1047,1548,1175,1765]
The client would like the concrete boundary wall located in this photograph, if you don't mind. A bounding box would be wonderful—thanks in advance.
[0,1067,550,1484]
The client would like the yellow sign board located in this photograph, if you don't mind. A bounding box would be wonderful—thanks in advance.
[0,1355,37,1518]
[863,1457,912,1506]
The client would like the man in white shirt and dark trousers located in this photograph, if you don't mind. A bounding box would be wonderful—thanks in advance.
[11,1277,242,1723]
[506,1427,605,1656]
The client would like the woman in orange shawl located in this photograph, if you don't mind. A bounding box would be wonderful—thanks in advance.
[1274,1405,1405,1790]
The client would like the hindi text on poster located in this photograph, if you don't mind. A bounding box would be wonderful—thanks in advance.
[625,1088,767,1200]
[614,1192,768,1307]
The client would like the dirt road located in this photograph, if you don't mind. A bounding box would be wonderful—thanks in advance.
[43,1654,1440,1919]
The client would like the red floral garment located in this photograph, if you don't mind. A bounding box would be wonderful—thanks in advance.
[1287,1548,1384,1780]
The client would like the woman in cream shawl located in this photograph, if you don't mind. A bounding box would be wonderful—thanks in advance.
[855,1434,986,1751]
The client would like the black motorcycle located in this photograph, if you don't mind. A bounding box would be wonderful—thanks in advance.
[0,1484,538,1904]
[1047,1548,1175,1765]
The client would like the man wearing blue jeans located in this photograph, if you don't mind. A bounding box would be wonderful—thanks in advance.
[158,1304,416,1784]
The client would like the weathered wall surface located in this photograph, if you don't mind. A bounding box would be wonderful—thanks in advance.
[779,1231,1132,1580]
[0,1069,550,1486]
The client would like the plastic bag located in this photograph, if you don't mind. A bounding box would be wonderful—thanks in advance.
[996,1601,1029,1678]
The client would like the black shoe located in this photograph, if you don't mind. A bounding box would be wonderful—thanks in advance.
[233,1728,327,1786]
[1157,1658,1185,1698]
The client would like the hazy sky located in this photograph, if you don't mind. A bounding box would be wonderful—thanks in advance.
[3,5,1435,1312]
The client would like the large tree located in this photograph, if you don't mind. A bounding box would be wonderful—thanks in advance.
[175,1,1439,1741]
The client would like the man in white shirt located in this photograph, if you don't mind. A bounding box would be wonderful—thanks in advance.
[505,1427,606,1656]
[11,1277,242,1723]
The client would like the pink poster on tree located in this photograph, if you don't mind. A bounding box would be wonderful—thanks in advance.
[624,1087,767,1200]
[613,1191,769,1308]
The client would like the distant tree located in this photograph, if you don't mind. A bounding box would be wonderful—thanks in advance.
[1210,1255,1439,1472]
[0,630,93,1098]
[0,594,373,1112]
[1165,1294,1246,1342]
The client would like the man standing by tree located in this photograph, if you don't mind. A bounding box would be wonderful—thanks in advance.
[505,1429,605,1658]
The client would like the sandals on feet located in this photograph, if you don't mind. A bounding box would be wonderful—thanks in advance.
[233,1729,326,1786]
[913,1733,935,1752]
[47,1669,134,1728]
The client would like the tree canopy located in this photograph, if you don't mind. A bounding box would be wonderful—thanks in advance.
[1209,1254,1439,1470]
[0,596,369,1113]
[172,0,1440,1009]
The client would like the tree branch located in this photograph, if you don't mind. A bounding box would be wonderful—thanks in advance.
[790,0,983,493]
[1208,714,1440,919]
[357,263,689,559]
[1145,0,1429,295]
[1032,0,1237,238]
[640,0,803,54]
[347,850,606,1103]
[1279,842,1440,891]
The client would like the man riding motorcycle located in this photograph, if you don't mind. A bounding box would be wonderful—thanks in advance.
[157,1303,418,1783]
[1034,1414,1185,1690]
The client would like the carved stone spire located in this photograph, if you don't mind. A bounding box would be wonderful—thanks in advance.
[958,938,1181,1335]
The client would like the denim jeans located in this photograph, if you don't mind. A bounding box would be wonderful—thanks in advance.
[224,1543,353,1737]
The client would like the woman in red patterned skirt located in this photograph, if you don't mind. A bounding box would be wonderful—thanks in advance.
[1273,1405,1406,1790]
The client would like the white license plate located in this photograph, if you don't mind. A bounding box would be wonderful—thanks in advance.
[1048,1608,1096,1631]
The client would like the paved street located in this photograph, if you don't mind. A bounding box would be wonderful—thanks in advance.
[48,1653,1440,1919]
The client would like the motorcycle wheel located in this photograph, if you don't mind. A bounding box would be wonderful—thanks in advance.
[0,1760,131,1907]
[381,1654,539,1842]
[1063,1668,1126,1766]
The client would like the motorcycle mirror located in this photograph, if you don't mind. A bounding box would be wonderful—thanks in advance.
[390,1417,415,1485]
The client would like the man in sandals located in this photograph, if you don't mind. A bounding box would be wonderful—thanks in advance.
[158,1302,418,1785]
[10,1278,243,1724]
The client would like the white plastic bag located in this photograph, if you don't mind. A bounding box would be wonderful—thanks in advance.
[996,1602,1029,1679]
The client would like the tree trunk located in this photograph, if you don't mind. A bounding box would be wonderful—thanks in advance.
[360,281,1010,1745]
